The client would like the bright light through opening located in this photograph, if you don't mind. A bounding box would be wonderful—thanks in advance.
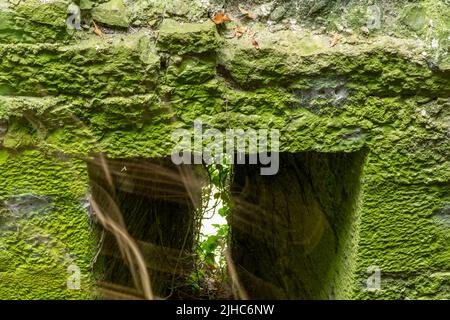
[199,185,227,265]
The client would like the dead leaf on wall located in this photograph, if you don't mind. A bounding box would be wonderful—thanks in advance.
[330,33,340,47]
[213,12,232,25]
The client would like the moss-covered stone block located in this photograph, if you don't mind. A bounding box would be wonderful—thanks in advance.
[2,122,35,149]
[91,0,129,28]
[157,19,221,55]
[0,0,449,300]
[79,0,94,10]
[165,55,217,85]
[126,0,208,26]
[15,0,69,27]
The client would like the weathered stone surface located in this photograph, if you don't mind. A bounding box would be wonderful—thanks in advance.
[91,0,129,28]
[79,0,94,10]
[127,0,208,25]
[0,150,95,299]
[15,0,69,27]
[0,9,70,44]
[0,0,449,300]
[157,19,220,55]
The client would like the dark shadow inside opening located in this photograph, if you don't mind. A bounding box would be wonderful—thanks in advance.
[230,151,367,299]
[87,156,203,299]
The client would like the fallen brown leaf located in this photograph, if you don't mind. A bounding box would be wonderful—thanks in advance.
[330,33,340,47]
[239,6,256,19]
[247,29,256,38]
[213,12,232,25]
[93,21,103,37]
[233,26,247,38]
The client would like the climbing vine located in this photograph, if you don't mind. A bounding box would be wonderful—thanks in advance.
[188,157,232,299]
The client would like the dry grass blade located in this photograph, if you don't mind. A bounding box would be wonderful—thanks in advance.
[90,196,154,300]
[251,38,260,50]
[93,20,104,37]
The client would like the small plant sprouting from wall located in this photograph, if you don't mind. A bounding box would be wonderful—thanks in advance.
[189,157,232,299]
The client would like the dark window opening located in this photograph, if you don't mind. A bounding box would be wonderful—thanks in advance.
[87,156,203,299]
[230,151,367,299]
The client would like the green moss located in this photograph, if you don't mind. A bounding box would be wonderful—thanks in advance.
[0,150,95,299]
[91,0,129,28]
[0,33,159,97]
[0,149,8,164]
[403,5,428,32]
[15,0,69,27]
[157,19,221,55]
[2,122,35,149]
[352,179,450,299]
[219,34,449,95]
[0,96,63,120]
[166,55,217,85]
[0,12,71,44]
[126,0,208,26]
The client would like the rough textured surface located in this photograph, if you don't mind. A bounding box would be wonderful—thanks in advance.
[91,0,129,28]
[15,0,69,27]
[0,0,449,299]
[0,150,95,299]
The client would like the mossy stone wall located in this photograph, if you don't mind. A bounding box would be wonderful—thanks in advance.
[0,0,449,299]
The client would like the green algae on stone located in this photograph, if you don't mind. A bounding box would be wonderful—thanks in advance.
[0,33,159,97]
[0,10,71,44]
[79,0,94,10]
[2,122,35,149]
[91,0,129,28]
[126,0,208,26]
[165,55,217,85]
[0,150,95,299]
[353,179,450,299]
[15,0,69,27]
[157,19,221,55]
[0,0,449,300]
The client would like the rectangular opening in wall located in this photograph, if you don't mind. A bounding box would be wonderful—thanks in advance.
[230,150,367,299]
[86,155,204,299]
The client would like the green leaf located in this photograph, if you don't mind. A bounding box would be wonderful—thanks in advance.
[218,207,228,217]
